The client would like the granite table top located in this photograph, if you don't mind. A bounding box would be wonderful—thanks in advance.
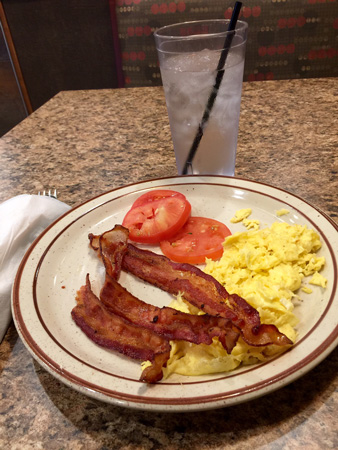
[0,78,337,449]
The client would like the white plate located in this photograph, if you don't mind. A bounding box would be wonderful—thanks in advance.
[12,176,338,412]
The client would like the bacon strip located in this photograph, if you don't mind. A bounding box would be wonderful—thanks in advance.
[89,226,292,347]
[89,225,127,279]
[71,274,171,383]
[100,273,239,353]
[122,245,292,347]
[91,229,292,346]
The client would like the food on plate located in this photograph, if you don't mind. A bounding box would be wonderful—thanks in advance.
[71,189,328,382]
[160,217,231,264]
[71,274,171,383]
[123,189,233,264]
[301,286,313,294]
[242,218,260,230]
[276,208,290,217]
[100,274,239,354]
[79,225,292,382]
[122,189,191,244]
[230,208,252,223]
[130,189,188,208]
[205,222,326,307]
[163,221,326,377]
[230,208,260,230]
[120,240,292,347]
[89,227,127,279]
[93,226,291,349]
[309,271,327,288]
[90,226,239,352]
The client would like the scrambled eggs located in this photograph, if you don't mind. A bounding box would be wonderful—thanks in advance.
[276,208,290,217]
[230,208,252,223]
[230,208,260,230]
[162,220,327,378]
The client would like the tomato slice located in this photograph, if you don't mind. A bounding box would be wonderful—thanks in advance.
[122,192,191,244]
[160,217,231,264]
[131,189,187,209]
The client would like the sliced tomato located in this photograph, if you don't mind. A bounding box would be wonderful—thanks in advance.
[131,189,187,209]
[122,193,191,244]
[160,217,231,264]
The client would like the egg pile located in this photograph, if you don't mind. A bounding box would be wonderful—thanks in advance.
[163,219,327,378]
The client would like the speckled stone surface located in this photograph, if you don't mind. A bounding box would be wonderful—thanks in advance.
[0,78,337,449]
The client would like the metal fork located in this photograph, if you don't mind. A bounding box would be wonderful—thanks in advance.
[38,189,57,199]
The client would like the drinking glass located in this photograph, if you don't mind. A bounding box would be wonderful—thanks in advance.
[154,20,248,176]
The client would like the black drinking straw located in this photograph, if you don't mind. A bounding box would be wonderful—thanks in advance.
[182,1,243,175]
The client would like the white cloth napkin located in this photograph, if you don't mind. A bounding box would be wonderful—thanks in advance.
[0,194,71,342]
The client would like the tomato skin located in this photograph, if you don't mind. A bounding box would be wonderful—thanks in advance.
[160,217,231,264]
[122,191,191,244]
[131,190,187,209]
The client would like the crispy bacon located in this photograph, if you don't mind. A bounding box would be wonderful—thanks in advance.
[71,274,171,383]
[89,225,128,279]
[122,244,292,347]
[89,226,292,347]
[100,273,240,353]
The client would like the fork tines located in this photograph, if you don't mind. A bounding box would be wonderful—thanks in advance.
[38,189,57,199]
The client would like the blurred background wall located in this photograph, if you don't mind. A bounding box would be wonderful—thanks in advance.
[0,0,120,136]
[116,0,338,86]
[0,6,28,136]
